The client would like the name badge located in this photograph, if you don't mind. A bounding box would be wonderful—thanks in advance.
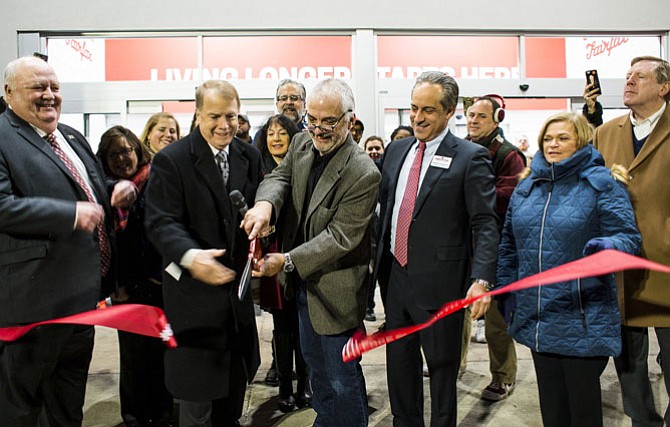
[431,155,453,170]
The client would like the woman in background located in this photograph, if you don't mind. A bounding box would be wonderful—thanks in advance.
[389,124,413,142]
[255,114,311,413]
[497,112,641,427]
[97,126,174,427]
[140,112,180,157]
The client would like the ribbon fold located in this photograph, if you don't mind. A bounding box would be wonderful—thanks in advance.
[0,304,177,348]
[342,250,670,362]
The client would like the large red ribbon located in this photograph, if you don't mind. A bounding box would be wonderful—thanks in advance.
[0,304,177,348]
[342,250,670,362]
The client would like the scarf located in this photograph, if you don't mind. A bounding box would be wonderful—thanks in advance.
[115,163,151,231]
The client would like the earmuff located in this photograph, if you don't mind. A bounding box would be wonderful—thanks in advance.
[481,94,506,123]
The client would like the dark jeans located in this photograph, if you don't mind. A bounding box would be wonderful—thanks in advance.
[531,351,608,427]
[615,326,670,427]
[296,289,368,427]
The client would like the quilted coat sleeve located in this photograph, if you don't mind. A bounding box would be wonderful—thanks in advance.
[590,179,641,256]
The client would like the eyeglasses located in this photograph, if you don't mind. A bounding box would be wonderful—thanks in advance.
[276,95,303,103]
[107,148,134,160]
[306,110,352,134]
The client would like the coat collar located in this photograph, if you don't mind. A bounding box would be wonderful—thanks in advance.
[5,109,106,203]
[629,102,670,172]
[189,129,236,248]
[412,132,459,217]
[306,135,357,220]
[289,132,357,223]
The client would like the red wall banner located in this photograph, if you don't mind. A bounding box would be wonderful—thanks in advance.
[377,36,519,79]
[105,38,199,81]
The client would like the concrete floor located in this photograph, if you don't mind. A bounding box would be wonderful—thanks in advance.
[82,298,667,427]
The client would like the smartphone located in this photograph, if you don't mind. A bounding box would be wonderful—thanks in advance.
[32,52,48,62]
[585,69,602,95]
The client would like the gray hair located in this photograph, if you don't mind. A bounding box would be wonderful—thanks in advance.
[631,56,670,102]
[276,79,306,100]
[4,56,49,92]
[307,79,355,117]
[413,71,459,112]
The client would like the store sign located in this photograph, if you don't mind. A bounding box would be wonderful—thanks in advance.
[202,36,352,81]
[377,36,520,79]
[47,38,106,82]
[565,36,661,78]
[47,35,661,83]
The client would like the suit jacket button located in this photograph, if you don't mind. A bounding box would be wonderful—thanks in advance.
[223,219,230,226]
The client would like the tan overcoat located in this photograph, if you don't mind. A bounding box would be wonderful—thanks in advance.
[593,104,670,327]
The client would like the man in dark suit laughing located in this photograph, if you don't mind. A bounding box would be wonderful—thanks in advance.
[0,55,135,426]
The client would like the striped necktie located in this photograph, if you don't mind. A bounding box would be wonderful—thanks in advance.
[45,133,111,276]
[394,140,426,267]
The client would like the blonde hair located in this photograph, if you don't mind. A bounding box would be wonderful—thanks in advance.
[610,163,630,185]
[537,112,592,153]
[140,112,180,151]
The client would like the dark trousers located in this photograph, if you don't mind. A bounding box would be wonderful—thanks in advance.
[118,330,173,424]
[386,260,462,427]
[614,326,670,427]
[296,289,368,427]
[178,351,248,427]
[531,351,608,427]
[271,296,308,398]
[0,325,94,427]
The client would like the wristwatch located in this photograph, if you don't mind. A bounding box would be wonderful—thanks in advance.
[283,253,295,273]
[474,279,493,292]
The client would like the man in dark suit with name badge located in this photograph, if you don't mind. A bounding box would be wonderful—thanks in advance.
[374,71,499,427]
[0,56,135,426]
[145,80,262,427]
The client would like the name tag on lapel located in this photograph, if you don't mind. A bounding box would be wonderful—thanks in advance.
[430,155,453,170]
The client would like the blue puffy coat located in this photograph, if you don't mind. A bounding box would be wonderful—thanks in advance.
[497,144,641,357]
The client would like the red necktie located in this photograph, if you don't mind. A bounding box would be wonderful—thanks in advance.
[394,141,426,267]
[46,133,111,276]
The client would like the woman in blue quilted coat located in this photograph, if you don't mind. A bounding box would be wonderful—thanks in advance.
[497,112,641,427]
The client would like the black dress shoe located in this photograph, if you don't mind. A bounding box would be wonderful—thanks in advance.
[278,394,296,413]
[295,383,313,408]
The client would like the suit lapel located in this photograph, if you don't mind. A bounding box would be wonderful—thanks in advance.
[612,116,636,168]
[57,125,108,204]
[292,135,314,221]
[306,137,355,221]
[8,111,89,201]
[630,104,670,172]
[413,133,457,217]
[191,131,234,241]
[228,139,249,200]
[386,137,415,212]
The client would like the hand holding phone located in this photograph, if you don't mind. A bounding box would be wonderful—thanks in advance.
[585,70,602,96]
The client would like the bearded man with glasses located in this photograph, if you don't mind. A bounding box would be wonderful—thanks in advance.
[243,79,380,427]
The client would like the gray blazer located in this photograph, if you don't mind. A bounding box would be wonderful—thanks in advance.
[256,132,381,335]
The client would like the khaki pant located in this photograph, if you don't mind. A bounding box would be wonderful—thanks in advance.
[485,301,517,384]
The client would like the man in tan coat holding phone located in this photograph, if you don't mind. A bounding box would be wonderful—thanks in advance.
[593,55,670,427]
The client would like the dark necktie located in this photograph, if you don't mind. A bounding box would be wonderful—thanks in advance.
[216,150,229,188]
[394,140,426,267]
[45,133,111,276]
